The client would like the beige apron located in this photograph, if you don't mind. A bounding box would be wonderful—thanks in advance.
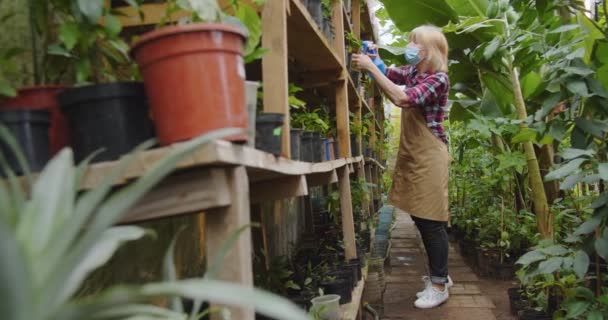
[388,107,450,222]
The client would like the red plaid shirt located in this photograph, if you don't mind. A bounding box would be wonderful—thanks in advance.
[386,65,450,144]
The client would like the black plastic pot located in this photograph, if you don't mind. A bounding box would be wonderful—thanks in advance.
[350,134,359,157]
[290,128,302,160]
[508,288,527,316]
[300,0,309,8]
[312,132,323,162]
[492,261,516,280]
[322,278,352,305]
[255,113,285,156]
[0,110,50,174]
[322,17,333,41]
[333,140,339,158]
[306,0,323,27]
[348,258,362,281]
[301,131,314,162]
[58,82,154,163]
[517,309,552,320]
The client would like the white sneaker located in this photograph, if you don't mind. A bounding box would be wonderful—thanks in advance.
[414,285,449,309]
[416,275,453,298]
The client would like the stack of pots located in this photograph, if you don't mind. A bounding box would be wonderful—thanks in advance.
[0,86,67,173]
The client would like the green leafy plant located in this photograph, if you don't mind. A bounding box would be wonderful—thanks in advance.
[160,0,268,63]
[345,31,361,53]
[0,126,308,320]
[289,83,307,110]
[321,0,332,19]
[291,108,330,134]
[48,0,139,84]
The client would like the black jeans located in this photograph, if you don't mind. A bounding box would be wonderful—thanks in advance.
[411,215,449,284]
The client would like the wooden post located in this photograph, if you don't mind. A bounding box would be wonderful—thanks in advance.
[330,0,351,158]
[338,166,357,260]
[262,0,290,158]
[352,0,361,38]
[206,166,254,320]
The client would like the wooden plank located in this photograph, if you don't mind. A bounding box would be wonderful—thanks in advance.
[121,169,231,223]
[331,0,346,63]
[250,175,308,203]
[337,166,357,260]
[352,0,361,39]
[307,169,339,187]
[206,166,254,320]
[288,0,343,72]
[336,78,351,158]
[263,0,291,158]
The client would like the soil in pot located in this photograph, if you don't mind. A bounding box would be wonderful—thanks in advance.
[301,131,314,162]
[58,82,155,163]
[0,85,68,154]
[245,81,260,146]
[290,128,302,160]
[0,110,50,174]
[255,113,284,156]
[306,0,323,28]
[132,23,248,145]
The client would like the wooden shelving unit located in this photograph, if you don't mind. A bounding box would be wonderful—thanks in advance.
[105,0,384,319]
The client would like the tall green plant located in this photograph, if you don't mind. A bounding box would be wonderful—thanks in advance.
[0,127,309,320]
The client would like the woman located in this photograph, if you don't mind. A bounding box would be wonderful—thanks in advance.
[352,25,452,309]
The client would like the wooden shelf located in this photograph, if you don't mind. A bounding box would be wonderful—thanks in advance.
[343,5,354,36]
[340,266,368,319]
[76,140,363,223]
[365,158,386,170]
[288,0,343,73]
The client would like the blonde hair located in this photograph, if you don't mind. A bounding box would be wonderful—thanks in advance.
[409,25,449,73]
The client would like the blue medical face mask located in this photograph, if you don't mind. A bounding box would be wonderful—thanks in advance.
[404,46,422,65]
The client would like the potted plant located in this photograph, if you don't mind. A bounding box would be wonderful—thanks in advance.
[288,83,307,160]
[45,1,155,163]
[291,108,329,162]
[0,3,70,154]
[345,31,362,86]
[131,0,252,145]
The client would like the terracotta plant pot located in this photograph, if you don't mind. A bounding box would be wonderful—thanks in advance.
[0,85,69,154]
[132,23,247,145]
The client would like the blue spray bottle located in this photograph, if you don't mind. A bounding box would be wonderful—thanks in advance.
[362,41,386,79]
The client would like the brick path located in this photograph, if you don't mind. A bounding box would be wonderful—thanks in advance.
[380,210,497,320]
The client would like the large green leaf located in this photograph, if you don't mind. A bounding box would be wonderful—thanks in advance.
[445,0,489,16]
[563,300,591,318]
[0,220,33,320]
[516,250,546,265]
[521,71,543,99]
[537,256,563,274]
[573,250,590,279]
[575,118,608,138]
[379,0,458,32]
[544,158,586,181]
[58,280,310,320]
[574,213,603,236]
[45,128,241,313]
[561,148,595,160]
[480,71,515,114]
[595,232,608,260]
[77,0,105,23]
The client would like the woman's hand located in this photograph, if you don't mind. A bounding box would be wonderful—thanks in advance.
[351,54,375,72]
